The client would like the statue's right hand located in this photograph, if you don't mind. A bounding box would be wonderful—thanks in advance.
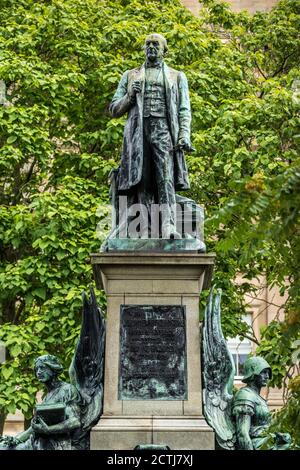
[130,80,142,97]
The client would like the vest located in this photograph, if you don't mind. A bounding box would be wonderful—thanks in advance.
[143,66,167,118]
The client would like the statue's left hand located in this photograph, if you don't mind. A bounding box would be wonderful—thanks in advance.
[176,138,195,153]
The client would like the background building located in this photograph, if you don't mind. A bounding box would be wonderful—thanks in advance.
[231,277,287,409]
[182,0,278,15]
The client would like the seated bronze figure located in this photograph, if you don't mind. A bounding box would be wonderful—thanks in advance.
[0,288,105,450]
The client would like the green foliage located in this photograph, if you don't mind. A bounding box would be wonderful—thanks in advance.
[256,321,298,387]
[269,380,300,449]
[197,0,300,445]
[0,0,299,441]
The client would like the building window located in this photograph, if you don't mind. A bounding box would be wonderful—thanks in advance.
[227,314,253,380]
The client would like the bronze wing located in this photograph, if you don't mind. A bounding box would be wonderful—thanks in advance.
[69,287,105,441]
[202,286,236,450]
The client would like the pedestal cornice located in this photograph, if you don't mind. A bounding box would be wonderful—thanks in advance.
[90,252,216,292]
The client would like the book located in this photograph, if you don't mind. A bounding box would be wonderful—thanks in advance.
[35,403,66,426]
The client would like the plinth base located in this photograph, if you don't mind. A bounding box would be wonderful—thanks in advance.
[91,415,214,450]
[90,252,216,450]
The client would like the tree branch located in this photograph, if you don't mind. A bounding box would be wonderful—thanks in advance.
[254,60,268,80]
[271,51,297,78]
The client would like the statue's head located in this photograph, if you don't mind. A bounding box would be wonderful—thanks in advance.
[242,356,272,387]
[144,33,168,62]
[34,354,64,383]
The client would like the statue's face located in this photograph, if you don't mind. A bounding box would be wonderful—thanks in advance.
[256,368,270,387]
[35,362,54,383]
[144,37,165,62]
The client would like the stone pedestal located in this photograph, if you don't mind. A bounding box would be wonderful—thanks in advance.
[90,252,216,450]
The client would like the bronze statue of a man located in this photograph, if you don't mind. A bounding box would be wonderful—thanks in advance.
[109,33,192,238]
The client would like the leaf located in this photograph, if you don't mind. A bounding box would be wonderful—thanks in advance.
[56,250,66,261]
[2,367,14,380]
[7,135,17,144]
[10,345,22,357]
[33,287,47,300]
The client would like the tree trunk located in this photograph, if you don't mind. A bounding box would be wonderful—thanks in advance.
[24,417,31,431]
[0,409,7,436]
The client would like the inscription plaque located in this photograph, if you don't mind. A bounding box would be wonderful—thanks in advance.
[119,305,187,400]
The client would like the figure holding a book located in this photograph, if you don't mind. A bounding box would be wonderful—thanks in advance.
[1,355,81,450]
[0,289,106,451]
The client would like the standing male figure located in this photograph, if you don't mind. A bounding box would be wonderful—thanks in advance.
[109,33,192,238]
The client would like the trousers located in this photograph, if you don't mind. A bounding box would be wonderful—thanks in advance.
[136,117,176,236]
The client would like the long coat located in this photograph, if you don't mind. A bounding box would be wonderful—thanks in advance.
[109,62,191,192]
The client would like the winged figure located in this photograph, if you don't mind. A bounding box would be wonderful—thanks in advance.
[0,287,105,450]
[202,287,291,450]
